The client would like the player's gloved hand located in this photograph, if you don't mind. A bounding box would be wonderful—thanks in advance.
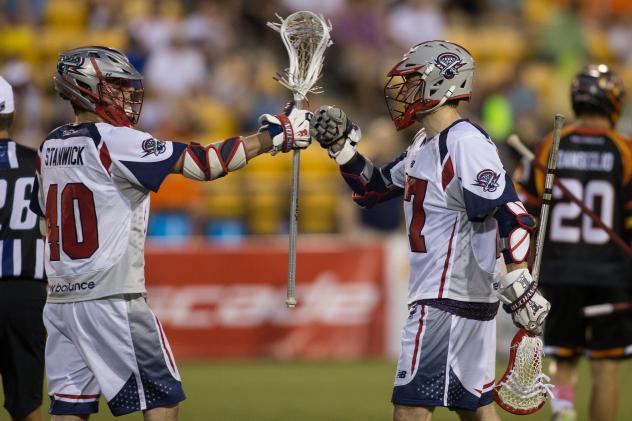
[498,268,550,336]
[310,105,361,165]
[259,102,312,155]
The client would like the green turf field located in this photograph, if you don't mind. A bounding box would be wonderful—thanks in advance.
[3,359,632,420]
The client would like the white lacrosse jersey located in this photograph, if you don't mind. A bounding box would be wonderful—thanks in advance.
[30,122,186,303]
[390,119,519,304]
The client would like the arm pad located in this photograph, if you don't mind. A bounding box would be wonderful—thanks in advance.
[494,201,535,264]
[182,137,247,181]
[340,152,404,208]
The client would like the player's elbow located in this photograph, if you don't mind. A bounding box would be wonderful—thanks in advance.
[182,138,247,181]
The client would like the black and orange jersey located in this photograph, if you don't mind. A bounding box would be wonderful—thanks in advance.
[516,125,632,287]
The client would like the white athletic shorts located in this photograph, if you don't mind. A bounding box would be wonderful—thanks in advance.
[392,303,496,411]
[43,295,185,416]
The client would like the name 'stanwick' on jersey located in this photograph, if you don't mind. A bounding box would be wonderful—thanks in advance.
[44,146,85,166]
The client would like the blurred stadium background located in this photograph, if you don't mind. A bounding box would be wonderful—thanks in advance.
[2,0,632,419]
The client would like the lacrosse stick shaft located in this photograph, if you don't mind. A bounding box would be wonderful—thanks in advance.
[583,301,632,317]
[531,115,564,284]
[508,135,632,259]
[286,97,306,308]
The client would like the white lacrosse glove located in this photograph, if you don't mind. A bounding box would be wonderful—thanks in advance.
[498,269,550,336]
[259,102,312,155]
[310,105,361,165]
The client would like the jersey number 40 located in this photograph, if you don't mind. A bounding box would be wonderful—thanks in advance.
[46,183,98,260]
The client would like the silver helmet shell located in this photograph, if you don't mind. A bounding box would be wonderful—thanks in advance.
[54,46,144,127]
[385,40,475,130]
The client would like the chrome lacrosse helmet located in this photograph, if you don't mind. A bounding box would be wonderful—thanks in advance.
[571,64,625,125]
[385,40,475,130]
[54,46,144,127]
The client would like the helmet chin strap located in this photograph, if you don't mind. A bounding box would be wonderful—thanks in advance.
[415,84,457,118]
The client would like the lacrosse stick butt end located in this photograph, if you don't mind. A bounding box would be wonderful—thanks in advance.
[285,297,297,308]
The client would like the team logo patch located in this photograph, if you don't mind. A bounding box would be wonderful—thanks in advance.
[435,53,465,79]
[472,169,501,192]
[141,138,166,157]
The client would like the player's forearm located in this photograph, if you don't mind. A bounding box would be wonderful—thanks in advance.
[243,131,273,158]
[506,262,528,272]
[340,152,403,208]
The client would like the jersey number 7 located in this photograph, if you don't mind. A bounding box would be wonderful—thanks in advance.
[46,183,99,261]
[405,176,428,253]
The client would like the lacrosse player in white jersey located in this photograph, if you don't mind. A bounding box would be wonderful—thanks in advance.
[310,40,550,421]
[27,46,310,421]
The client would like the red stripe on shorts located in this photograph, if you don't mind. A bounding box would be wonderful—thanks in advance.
[154,315,176,372]
[438,217,458,298]
[410,305,426,374]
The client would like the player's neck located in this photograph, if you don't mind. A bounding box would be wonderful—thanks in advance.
[75,111,106,124]
[575,115,612,130]
[0,129,9,139]
[417,106,462,139]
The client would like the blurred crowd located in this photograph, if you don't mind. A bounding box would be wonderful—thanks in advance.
[2,0,631,241]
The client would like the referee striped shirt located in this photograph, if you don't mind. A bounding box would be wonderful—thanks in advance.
[0,138,45,280]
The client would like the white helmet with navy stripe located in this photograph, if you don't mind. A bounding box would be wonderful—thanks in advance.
[385,40,475,130]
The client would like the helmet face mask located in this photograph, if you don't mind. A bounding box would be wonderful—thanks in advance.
[97,78,144,126]
[384,41,475,131]
[571,64,625,125]
[385,73,440,130]
[54,46,144,127]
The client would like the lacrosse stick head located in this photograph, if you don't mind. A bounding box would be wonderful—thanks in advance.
[267,11,333,104]
[494,329,552,415]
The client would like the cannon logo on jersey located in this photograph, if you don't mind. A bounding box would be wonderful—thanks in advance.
[472,169,500,192]
[141,138,166,157]
[435,53,465,79]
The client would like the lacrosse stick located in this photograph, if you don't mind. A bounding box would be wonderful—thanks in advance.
[494,329,554,414]
[268,11,333,308]
[494,115,563,414]
[530,114,564,284]
[508,134,632,259]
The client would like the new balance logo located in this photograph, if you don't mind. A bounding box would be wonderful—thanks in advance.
[51,281,96,294]
[397,370,407,379]
[297,128,308,137]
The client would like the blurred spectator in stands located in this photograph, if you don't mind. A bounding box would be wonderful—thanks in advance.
[145,31,208,97]
[281,0,345,16]
[386,0,445,50]
[182,2,235,58]
[331,0,387,115]
[129,0,180,53]
[607,14,632,66]
[2,57,41,149]
[3,0,46,24]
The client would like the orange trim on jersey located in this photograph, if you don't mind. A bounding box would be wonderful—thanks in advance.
[534,126,632,190]
[589,347,626,359]
[607,130,632,185]
[551,346,583,358]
